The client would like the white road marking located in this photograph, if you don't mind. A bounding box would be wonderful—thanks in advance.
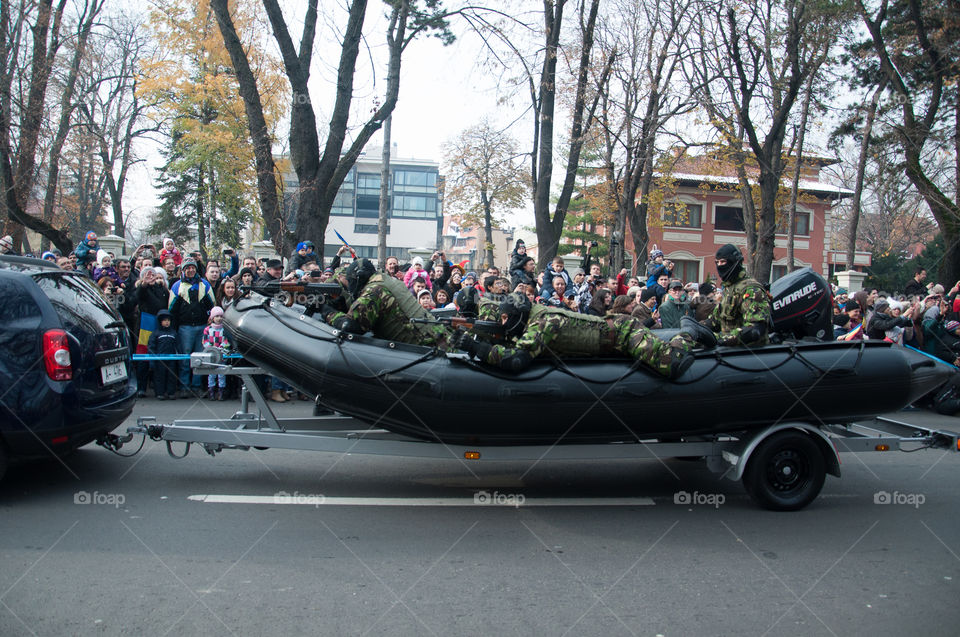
[188,494,655,507]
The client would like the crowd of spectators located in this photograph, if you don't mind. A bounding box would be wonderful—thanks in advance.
[4,231,959,401]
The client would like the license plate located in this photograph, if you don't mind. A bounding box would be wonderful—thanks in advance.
[100,362,128,385]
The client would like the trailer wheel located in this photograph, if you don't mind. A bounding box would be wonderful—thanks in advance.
[743,430,826,511]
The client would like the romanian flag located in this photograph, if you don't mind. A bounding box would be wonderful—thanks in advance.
[837,323,863,342]
[136,312,157,354]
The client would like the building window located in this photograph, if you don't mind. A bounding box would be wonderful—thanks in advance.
[663,203,702,229]
[776,211,811,236]
[394,170,437,194]
[771,265,788,282]
[670,259,700,284]
[714,206,745,232]
[357,173,381,195]
[354,224,388,234]
[393,194,438,218]
[331,190,354,216]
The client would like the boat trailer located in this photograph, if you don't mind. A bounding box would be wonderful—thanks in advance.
[99,353,960,511]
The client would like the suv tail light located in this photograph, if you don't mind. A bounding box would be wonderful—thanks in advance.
[43,329,72,380]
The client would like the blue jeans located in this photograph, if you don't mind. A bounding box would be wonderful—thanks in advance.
[177,324,206,389]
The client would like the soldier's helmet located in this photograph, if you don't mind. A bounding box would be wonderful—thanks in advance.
[344,258,376,296]
[715,243,743,282]
[499,292,532,338]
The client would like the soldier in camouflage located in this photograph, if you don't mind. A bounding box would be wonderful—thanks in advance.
[709,244,772,346]
[323,259,457,350]
[457,293,700,379]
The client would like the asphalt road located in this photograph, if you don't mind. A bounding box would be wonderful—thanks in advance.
[1,397,959,636]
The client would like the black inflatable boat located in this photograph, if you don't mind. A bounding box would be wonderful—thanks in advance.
[223,268,954,445]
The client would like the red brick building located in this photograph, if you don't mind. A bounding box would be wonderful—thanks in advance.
[627,154,868,284]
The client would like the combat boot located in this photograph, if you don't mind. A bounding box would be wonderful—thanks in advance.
[679,316,717,348]
[666,347,695,380]
[207,387,216,400]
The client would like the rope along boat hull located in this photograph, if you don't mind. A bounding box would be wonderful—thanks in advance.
[224,297,954,445]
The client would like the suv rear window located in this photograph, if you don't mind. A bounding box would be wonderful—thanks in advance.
[33,273,118,331]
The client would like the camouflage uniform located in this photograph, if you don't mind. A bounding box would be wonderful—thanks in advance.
[482,305,693,377]
[711,269,772,346]
[326,273,456,349]
[478,293,505,321]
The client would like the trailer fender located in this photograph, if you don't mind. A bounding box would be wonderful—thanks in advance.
[723,423,841,481]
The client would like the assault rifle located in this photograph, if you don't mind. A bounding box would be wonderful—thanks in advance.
[241,281,343,308]
[411,315,506,342]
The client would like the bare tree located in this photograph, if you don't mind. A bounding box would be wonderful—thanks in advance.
[594,0,697,274]
[443,119,527,268]
[689,0,846,283]
[0,0,73,252]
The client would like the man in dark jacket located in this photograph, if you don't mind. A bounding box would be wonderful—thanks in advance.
[169,257,215,396]
[903,267,927,299]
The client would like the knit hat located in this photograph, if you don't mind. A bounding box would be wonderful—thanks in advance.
[239,267,255,279]
[929,283,945,295]
[411,256,424,268]
[946,320,960,333]
[162,237,173,248]
[844,300,861,312]
[181,257,197,270]
[265,258,282,269]
[85,231,98,243]
[650,248,664,259]
[296,241,308,252]
[464,271,477,282]
[640,287,657,303]
[41,251,57,261]
[0,235,12,251]
[96,249,109,266]
[209,306,224,318]
[835,287,847,296]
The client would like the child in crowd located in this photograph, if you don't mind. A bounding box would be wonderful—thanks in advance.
[147,310,178,400]
[202,307,231,400]
[288,241,319,273]
[403,256,433,291]
[201,307,231,398]
[159,237,183,267]
[93,252,122,286]
[73,231,99,269]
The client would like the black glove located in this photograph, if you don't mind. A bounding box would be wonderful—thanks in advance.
[458,334,492,361]
[331,315,363,334]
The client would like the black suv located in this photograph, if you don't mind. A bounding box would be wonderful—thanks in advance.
[0,255,136,479]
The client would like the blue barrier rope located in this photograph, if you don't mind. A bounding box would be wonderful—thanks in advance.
[904,344,959,370]
[131,353,244,361]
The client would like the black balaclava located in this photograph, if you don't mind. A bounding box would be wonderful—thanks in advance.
[715,244,743,283]
[344,258,376,297]
[498,292,531,339]
[455,287,480,318]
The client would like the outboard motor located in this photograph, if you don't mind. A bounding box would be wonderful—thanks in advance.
[770,267,833,341]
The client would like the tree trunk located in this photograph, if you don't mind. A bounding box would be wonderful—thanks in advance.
[378,115,391,267]
[786,76,815,273]
[1,0,72,253]
[845,80,885,271]
[41,1,100,251]
[196,165,206,257]
[212,0,283,254]
[482,190,494,269]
